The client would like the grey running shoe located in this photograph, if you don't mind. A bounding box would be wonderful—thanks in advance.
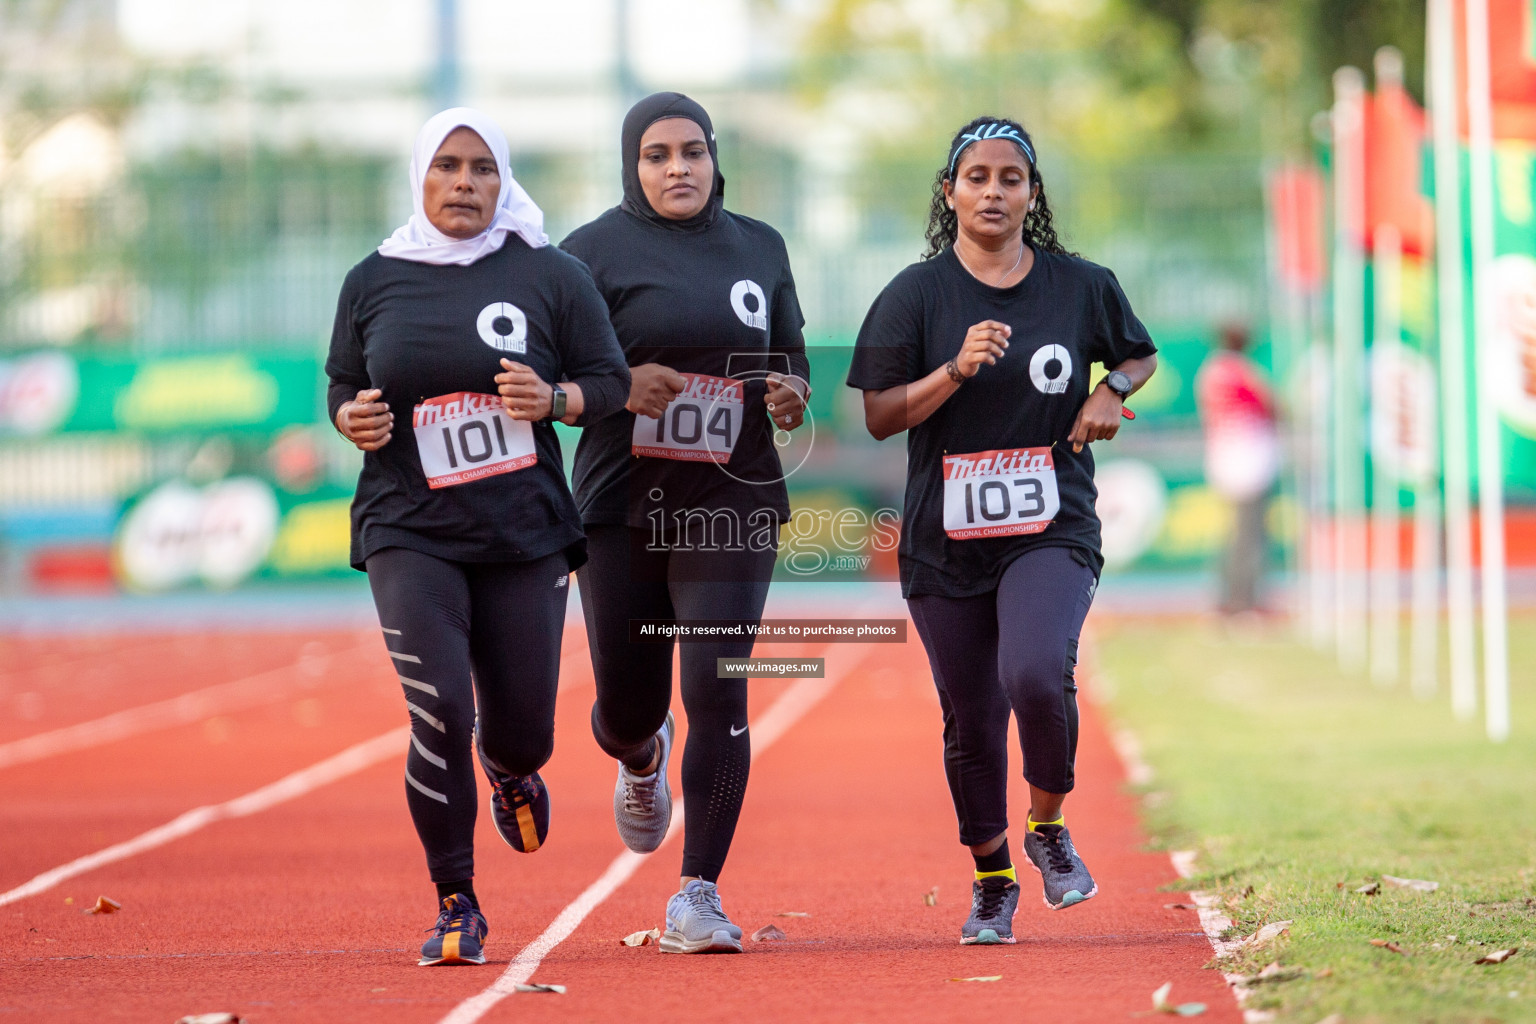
[613,711,675,853]
[659,879,743,954]
[1023,823,1098,910]
[960,876,1021,944]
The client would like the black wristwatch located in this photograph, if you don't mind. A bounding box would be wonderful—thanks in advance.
[545,384,567,422]
[1103,370,1133,399]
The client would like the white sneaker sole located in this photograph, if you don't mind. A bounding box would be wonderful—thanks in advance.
[418,951,487,966]
[959,929,1017,945]
[658,928,743,954]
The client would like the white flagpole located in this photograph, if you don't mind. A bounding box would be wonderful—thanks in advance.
[1309,322,1335,650]
[1430,0,1479,719]
[1411,371,1442,699]
[1465,0,1512,741]
[1371,222,1404,685]
[1333,67,1370,673]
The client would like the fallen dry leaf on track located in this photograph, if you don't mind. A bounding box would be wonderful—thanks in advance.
[923,886,939,906]
[83,896,120,915]
[1165,902,1199,910]
[1151,981,1207,1016]
[1354,882,1381,895]
[620,928,661,947]
[947,975,1001,983]
[1475,948,1518,965]
[776,911,809,917]
[1382,875,1439,893]
[751,924,786,942]
[1370,939,1408,956]
[175,1015,241,1024]
[513,983,566,994]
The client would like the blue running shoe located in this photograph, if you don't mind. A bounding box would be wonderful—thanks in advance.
[1023,823,1098,910]
[613,711,674,853]
[477,742,550,852]
[659,879,743,954]
[960,876,1021,944]
[419,893,487,966]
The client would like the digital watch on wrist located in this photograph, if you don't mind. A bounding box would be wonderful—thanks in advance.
[1104,370,1133,399]
[546,384,567,421]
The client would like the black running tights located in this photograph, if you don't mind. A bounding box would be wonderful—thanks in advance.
[577,525,774,882]
[906,545,1096,847]
[366,546,569,883]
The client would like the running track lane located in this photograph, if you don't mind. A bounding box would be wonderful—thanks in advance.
[0,629,1236,1022]
[439,639,1242,1024]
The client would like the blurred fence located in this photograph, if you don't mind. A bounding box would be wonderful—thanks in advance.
[0,141,1271,594]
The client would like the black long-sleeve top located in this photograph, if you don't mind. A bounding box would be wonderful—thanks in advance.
[325,236,631,570]
[560,207,809,529]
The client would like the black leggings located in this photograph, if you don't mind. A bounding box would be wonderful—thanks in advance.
[578,524,774,882]
[907,545,1096,847]
[366,546,569,883]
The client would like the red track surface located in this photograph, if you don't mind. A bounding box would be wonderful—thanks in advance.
[1,623,1238,1023]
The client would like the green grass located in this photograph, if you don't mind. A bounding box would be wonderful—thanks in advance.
[1094,613,1536,1023]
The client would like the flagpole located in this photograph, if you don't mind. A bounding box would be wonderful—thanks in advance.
[1333,67,1370,673]
[1465,0,1512,741]
[1371,222,1404,686]
[1430,0,1479,719]
[1411,369,1442,699]
[1411,8,1442,701]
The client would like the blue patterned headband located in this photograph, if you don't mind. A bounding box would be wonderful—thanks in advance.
[946,122,1036,179]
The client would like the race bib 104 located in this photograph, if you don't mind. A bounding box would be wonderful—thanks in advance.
[631,372,744,464]
[942,446,1060,540]
[413,392,536,489]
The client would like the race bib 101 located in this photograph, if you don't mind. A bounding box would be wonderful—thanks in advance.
[631,372,744,464]
[413,392,536,489]
[942,446,1060,540]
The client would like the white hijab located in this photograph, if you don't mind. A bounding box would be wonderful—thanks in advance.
[378,107,549,265]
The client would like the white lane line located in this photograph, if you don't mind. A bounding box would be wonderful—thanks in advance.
[1093,676,1256,1022]
[437,645,871,1024]
[0,727,409,908]
[0,636,597,905]
[0,632,590,773]
[0,643,378,772]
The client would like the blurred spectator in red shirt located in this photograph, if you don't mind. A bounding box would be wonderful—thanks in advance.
[1196,323,1279,615]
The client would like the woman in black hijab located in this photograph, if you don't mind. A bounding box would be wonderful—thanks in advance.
[561,92,810,954]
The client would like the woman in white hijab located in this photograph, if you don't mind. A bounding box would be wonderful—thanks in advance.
[325,107,630,967]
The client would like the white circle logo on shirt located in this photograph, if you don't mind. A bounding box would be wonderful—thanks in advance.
[1029,344,1073,395]
[730,280,768,330]
[476,302,527,354]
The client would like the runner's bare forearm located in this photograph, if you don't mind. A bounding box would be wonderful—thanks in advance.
[861,365,962,440]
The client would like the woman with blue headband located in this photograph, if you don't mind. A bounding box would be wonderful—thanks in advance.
[847,116,1158,945]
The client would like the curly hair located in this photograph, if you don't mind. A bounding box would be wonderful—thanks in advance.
[923,115,1074,260]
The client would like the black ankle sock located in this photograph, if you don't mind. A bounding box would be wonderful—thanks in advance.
[435,880,476,906]
[972,841,1012,874]
[621,737,657,774]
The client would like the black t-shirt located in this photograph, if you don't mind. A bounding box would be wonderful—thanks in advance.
[559,207,809,529]
[846,247,1156,598]
[325,237,631,570]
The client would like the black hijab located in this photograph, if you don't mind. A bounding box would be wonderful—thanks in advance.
[619,91,726,233]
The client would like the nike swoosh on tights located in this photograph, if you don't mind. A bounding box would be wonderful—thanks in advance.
[729,724,747,737]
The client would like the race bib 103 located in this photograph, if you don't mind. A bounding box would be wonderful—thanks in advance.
[631,372,744,464]
[413,392,536,489]
[942,446,1060,540]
